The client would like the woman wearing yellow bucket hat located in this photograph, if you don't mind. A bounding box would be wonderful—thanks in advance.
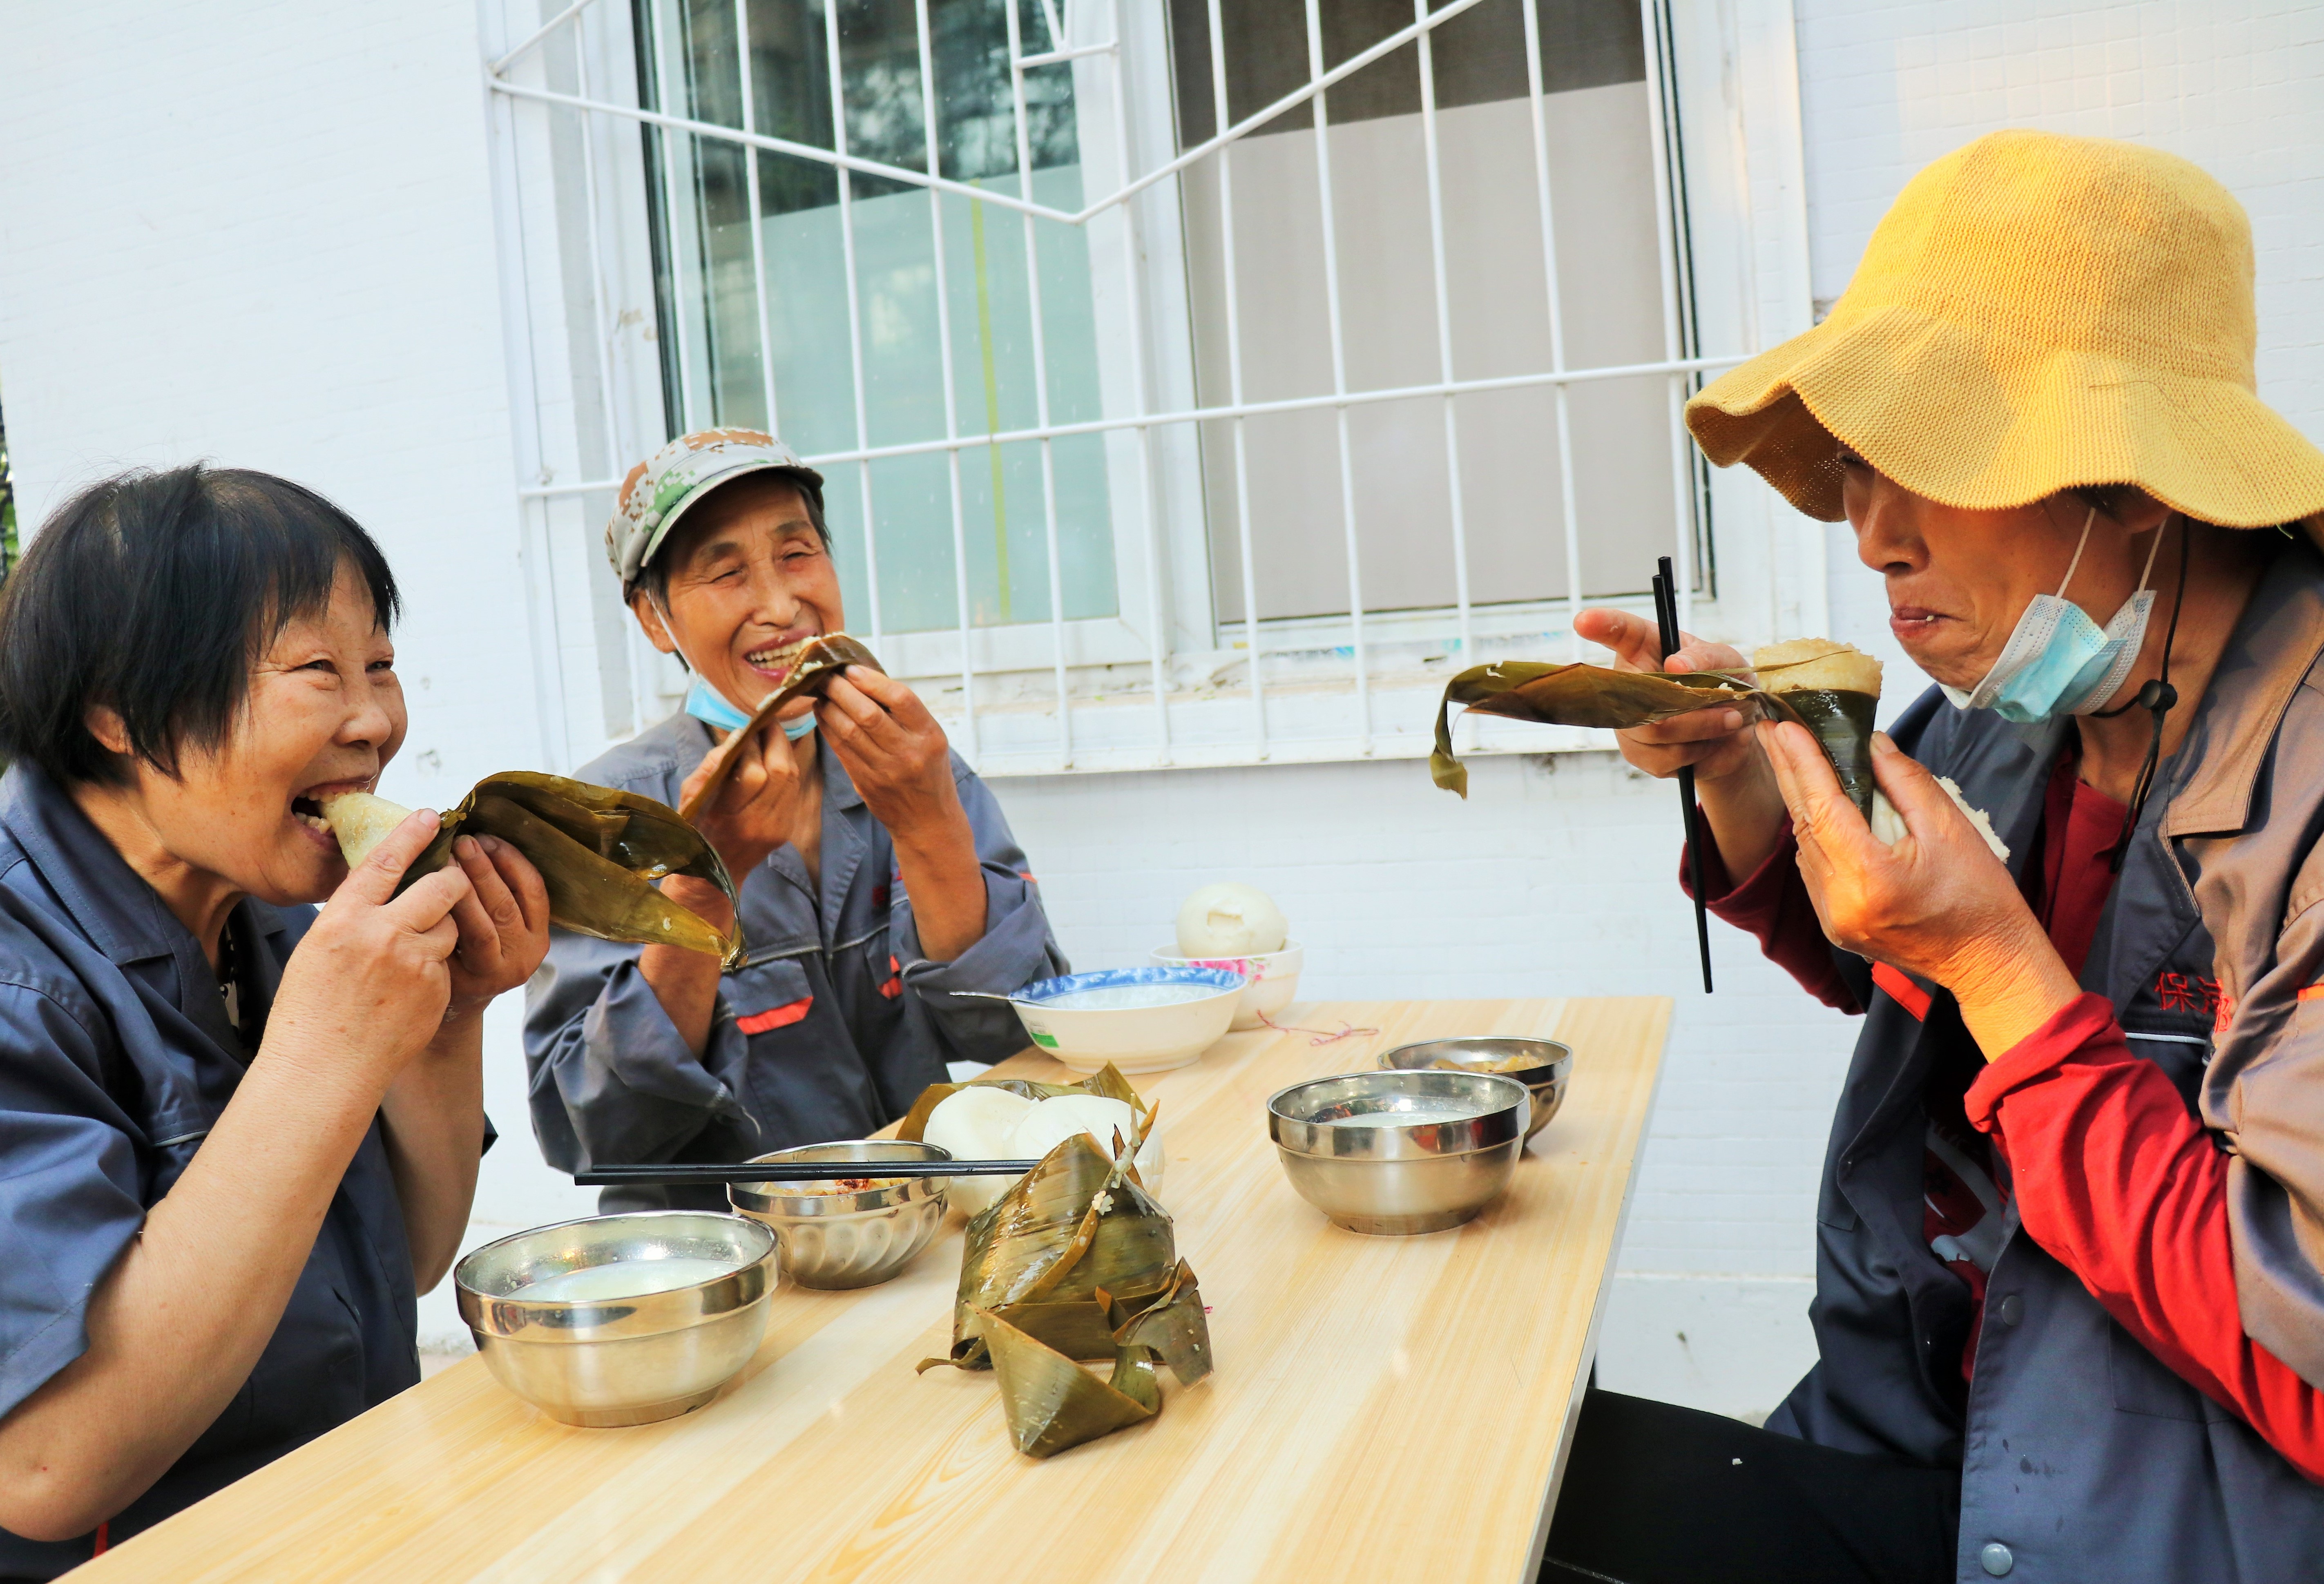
[1541,132,2324,1584]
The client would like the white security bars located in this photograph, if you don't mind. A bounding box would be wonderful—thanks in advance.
[484,0,1757,776]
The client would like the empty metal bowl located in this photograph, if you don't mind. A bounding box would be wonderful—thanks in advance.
[454,1211,775,1428]
[729,1140,950,1290]
[1267,1069,1531,1235]
[1377,1035,1572,1140]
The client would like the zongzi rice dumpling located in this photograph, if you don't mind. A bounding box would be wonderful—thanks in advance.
[1428,636,1882,809]
[323,773,744,967]
[1869,778,2011,862]
[319,790,411,868]
[917,1104,1212,1459]
[678,633,884,821]
[1430,635,2014,859]
[1750,639,1882,820]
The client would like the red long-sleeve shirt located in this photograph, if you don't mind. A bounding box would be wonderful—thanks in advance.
[1691,762,2324,1480]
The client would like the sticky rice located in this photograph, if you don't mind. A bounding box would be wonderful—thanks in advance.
[319,791,413,868]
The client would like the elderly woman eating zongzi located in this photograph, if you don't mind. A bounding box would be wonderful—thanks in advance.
[524,431,1066,1210]
[1537,132,2324,1584]
[0,466,549,1575]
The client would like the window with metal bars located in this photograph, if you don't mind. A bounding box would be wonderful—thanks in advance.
[632,0,1696,632]
[635,0,1120,642]
[486,0,1737,774]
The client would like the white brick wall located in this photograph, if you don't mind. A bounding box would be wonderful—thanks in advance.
[2,0,2318,1420]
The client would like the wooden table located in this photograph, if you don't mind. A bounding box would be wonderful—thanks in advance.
[78,997,1668,1584]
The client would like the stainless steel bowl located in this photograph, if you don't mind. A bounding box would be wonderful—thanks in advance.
[729,1140,950,1290]
[1377,1036,1572,1140]
[454,1211,775,1428]
[1267,1070,1530,1235]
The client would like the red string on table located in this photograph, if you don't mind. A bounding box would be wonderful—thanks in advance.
[1255,1009,1382,1046]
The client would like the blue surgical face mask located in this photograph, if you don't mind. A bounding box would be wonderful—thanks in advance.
[655,593,821,741]
[1941,509,2164,724]
[682,675,818,740]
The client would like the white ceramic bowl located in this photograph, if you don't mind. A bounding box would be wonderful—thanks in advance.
[1148,942,1303,1031]
[1007,966,1245,1074]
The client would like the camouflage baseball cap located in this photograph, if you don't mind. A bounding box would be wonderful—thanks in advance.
[605,428,827,593]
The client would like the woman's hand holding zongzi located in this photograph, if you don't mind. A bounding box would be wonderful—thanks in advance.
[269,808,473,1081]
[1760,722,2080,1059]
[678,706,811,881]
[817,667,989,962]
[1573,607,1789,881]
[441,833,552,1023]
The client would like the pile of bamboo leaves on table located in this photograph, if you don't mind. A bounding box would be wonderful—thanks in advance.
[917,1097,1212,1458]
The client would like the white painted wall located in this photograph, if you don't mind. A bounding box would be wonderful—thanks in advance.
[0,0,603,1347]
[2,0,2319,1425]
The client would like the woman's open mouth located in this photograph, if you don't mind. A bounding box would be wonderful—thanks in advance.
[290,779,375,851]
[742,633,819,683]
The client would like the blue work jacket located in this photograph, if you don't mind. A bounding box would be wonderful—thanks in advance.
[523,712,1066,1212]
[0,765,420,1578]
[1777,540,2324,1580]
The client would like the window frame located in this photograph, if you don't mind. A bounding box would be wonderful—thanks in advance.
[481,0,1817,777]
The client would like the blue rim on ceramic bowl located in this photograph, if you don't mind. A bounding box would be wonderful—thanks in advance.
[1006,966,1248,1073]
[1012,966,1246,1004]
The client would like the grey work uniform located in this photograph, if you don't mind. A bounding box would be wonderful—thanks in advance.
[524,712,1066,1211]
[0,765,423,1579]
[1781,539,2324,1581]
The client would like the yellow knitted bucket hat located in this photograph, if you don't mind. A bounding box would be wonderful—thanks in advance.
[1686,129,2324,531]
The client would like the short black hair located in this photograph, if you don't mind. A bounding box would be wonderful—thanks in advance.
[0,464,400,786]
[630,469,830,609]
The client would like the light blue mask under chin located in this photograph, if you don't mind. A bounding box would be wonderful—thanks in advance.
[683,675,817,740]
[1940,509,2163,725]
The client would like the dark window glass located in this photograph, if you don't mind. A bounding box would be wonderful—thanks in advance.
[1168,0,1645,145]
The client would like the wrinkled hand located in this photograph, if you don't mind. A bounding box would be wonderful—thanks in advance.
[676,705,810,880]
[817,668,969,846]
[442,834,552,1022]
[1761,722,2079,1053]
[1571,607,1761,785]
[268,810,474,1087]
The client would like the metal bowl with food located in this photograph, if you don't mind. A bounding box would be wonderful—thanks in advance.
[730,1140,951,1290]
[1266,1069,1530,1235]
[454,1211,776,1428]
[1377,1035,1572,1140]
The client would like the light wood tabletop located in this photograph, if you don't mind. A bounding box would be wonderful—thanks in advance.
[76,996,1669,1584]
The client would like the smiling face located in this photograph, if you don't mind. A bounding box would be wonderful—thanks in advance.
[1840,453,2172,690]
[101,562,407,906]
[630,474,844,716]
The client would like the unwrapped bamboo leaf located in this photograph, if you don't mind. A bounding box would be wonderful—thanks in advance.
[917,1120,1212,1457]
[330,773,744,969]
[1431,661,1757,796]
[1430,645,1886,814]
[980,1317,1158,1457]
[1111,1259,1213,1386]
[679,633,884,821]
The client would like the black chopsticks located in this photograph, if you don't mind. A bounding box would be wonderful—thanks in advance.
[1652,556,1715,994]
[575,1159,1041,1187]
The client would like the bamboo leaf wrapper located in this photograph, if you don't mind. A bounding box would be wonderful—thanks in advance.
[917,1120,1213,1458]
[411,772,745,968]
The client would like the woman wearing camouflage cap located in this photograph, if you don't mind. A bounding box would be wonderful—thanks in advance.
[523,430,1066,1209]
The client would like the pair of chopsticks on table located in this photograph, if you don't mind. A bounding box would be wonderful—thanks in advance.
[575,1159,1039,1187]
[1651,556,1715,994]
